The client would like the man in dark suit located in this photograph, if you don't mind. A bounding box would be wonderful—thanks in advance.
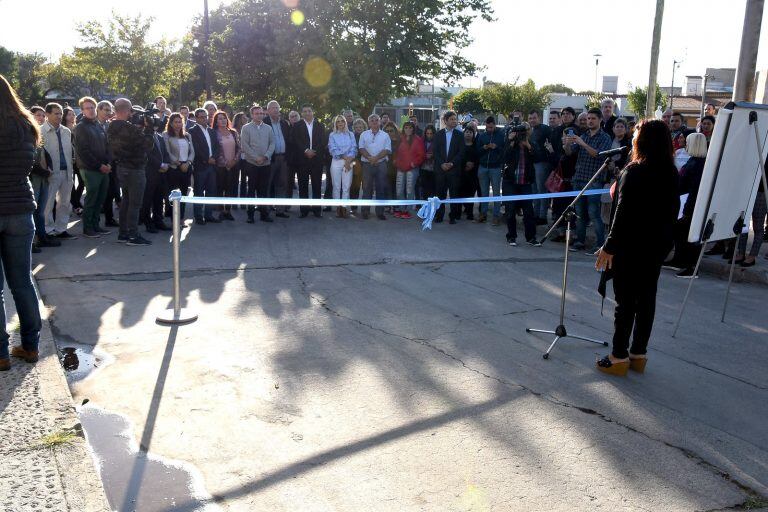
[189,108,221,224]
[140,128,172,233]
[264,100,292,218]
[433,110,465,224]
[291,104,326,217]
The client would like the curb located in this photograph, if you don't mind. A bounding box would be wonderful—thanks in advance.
[32,279,112,512]
[699,255,768,286]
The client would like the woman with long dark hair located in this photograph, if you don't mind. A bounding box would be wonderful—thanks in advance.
[393,121,425,218]
[162,112,194,218]
[212,111,240,221]
[0,75,43,371]
[420,125,436,199]
[595,119,679,376]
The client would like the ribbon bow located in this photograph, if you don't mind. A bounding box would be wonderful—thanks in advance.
[417,196,442,231]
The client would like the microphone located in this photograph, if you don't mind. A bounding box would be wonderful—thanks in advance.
[598,146,630,158]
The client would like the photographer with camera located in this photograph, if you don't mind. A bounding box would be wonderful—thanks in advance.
[502,122,540,247]
[106,98,155,246]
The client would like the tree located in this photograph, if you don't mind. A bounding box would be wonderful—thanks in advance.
[584,93,603,110]
[479,79,551,116]
[0,46,49,105]
[200,0,494,116]
[541,83,575,96]
[626,84,667,118]
[47,13,198,106]
[452,88,484,114]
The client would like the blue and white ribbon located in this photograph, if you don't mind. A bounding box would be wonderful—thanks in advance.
[168,189,610,231]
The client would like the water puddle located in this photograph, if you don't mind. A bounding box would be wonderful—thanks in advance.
[57,343,113,383]
[78,405,220,512]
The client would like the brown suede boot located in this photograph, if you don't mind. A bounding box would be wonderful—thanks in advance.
[336,206,343,218]
[0,359,10,371]
[11,346,39,363]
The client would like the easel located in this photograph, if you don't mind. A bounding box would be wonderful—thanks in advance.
[673,110,768,336]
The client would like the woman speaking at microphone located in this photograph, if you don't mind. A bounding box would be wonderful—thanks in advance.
[594,120,679,376]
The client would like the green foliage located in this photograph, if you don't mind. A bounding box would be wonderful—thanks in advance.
[0,46,49,105]
[584,93,603,110]
[479,79,551,117]
[452,88,484,114]
[200,0,494,115]
[541,83,575,96]
[46,13,200,106]
[626,84,667,118]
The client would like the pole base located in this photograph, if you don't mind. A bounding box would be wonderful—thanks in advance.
[156,308,198,326]
[526,326,608,359]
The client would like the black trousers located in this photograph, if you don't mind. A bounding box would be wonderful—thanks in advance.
[502,181,536,241]
[216,166,239,212]
[460,168,479,217]
[71,168,85,209]
[244,161,272,219]
[434,168,461,221]
[420,170,435,200]
[140,168,166,226]
[297,164,323,215]
[611,257,662,359]
[672,216,699,268]
[165,167,191,218]
[102,169,120,221]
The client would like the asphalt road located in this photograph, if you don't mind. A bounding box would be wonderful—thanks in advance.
[34,211,768,511]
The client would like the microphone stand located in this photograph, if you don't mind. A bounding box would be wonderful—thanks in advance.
[526,151,621,359]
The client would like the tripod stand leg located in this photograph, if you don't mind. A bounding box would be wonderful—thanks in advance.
[672,243,707,337]
[526,328,557,335]
[722,236,741,323]
[543,337,561,359]
[568,333,610,346]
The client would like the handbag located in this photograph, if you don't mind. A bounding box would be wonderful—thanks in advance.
[545,165,565,192]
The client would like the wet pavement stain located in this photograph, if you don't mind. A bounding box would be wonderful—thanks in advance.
[57,343,113,383]
[78,405,219,512]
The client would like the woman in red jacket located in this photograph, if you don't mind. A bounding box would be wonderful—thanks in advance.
[394,121,425,219]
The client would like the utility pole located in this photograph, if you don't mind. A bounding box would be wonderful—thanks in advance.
[700,74,712,120]
[670,59,680,110]
[593,53,602,92]
[203,0,212,100]
[733,0,764,102]
[645,0,665,118]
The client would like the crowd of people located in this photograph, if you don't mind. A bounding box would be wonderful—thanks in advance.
[2,70,767,377]
[17,88,768,269]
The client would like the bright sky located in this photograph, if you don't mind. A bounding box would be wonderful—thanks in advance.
[2,0,768,94]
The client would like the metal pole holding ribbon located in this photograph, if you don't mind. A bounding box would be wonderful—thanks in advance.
[156,189,198,325]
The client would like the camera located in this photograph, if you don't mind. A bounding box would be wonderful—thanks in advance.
[130,102,163,130]
[507,124,528,133]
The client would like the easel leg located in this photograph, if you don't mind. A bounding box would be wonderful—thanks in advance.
[721,243,739,323]
[672,243,707,338]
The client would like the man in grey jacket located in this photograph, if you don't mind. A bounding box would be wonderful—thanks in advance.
[240,104,275,223]
[40,102,76,239]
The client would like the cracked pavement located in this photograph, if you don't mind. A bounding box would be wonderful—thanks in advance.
[33,214,768,511]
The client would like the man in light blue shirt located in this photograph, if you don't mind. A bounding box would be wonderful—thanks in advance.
[265,100,291,217]
[358,114,392,220]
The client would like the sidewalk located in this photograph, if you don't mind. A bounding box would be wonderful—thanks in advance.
[0,283,110,512]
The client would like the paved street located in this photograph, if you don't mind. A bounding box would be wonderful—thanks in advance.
[33,211,768,511]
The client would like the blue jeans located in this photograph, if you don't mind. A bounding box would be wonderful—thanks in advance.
[533,161,552,219]
[477,166,502,217]
[30,175,49,239]
[573,180,605,247]
[0,214,41,359]
[193,165,217,219]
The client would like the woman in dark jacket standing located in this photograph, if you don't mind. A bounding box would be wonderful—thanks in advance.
[460,125,479,220]
[663,132,708,278]
[595,119,679,376]
[502,122,540,246]
[0,75,43,371]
